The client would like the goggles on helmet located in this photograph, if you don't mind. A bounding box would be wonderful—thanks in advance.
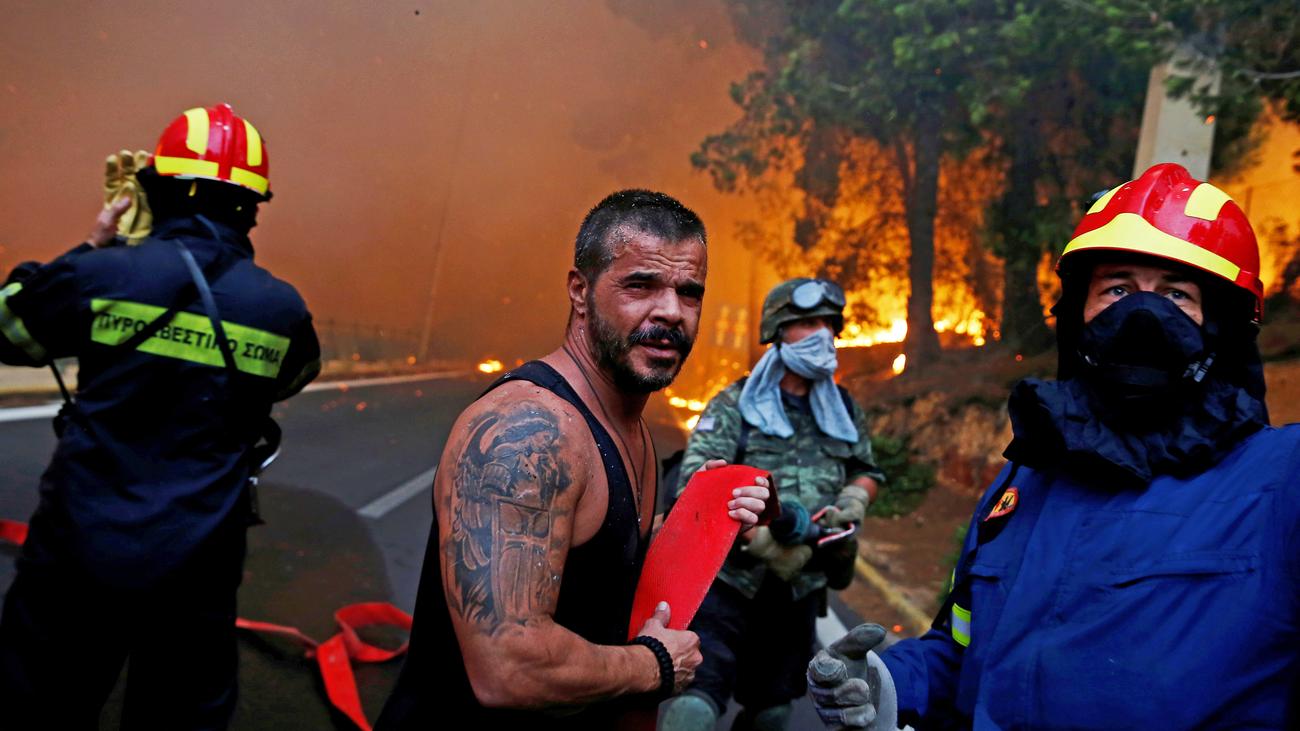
[791,279,846,311]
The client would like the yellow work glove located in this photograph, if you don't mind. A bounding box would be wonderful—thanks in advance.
[103,149,152,244]
[744,526,813,582]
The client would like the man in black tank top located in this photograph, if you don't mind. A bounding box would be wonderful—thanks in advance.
[377,190,771,729]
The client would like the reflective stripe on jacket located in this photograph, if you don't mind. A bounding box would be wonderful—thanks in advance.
[0,216,320,586]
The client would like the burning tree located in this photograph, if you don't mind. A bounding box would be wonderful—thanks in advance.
[696,0,1030,363]
[696,0,1300,362]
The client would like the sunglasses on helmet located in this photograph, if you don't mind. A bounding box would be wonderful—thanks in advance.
[791,279,846,310]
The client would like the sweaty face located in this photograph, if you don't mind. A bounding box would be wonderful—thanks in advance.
[585,232,706,393]
[1083,260,1204,326]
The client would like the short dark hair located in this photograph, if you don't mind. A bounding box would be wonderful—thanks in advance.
[574,189,706,279]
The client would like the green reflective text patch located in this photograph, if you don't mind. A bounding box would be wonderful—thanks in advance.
[90,298,289,378]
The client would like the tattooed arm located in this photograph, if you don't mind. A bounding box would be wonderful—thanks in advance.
[439,385,698,709]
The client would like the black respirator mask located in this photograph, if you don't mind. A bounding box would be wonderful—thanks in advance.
[1077,292,1215,418]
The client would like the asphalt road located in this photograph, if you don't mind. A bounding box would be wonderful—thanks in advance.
[0,372,862,730]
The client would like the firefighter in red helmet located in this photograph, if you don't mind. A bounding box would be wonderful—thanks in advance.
[0,104,320,728]
[807,164,1299,730]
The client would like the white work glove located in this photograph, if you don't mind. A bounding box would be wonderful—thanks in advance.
[824,484,870,528]
[807,623,898,730]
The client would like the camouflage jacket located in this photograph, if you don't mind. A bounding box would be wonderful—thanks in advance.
[675,379,885,600]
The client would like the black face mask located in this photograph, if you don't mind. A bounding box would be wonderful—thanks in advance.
[1077,292,1214,421]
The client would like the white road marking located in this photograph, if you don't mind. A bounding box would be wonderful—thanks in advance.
[815,606,850,649]
[302,370,471,393]
[358,466,438,519]
[0,370,473,424]
[0,403,61,424]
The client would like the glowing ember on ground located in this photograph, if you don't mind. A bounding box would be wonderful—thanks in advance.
[891,353,907,375]
[477,359,504,374]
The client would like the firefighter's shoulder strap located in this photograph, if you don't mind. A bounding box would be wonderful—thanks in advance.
[172,220,238,374]
[48,232,239,404]
[54,219,241,410]
[116,237,240,357]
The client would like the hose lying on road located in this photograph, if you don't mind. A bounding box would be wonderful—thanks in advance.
[0,518,409,731]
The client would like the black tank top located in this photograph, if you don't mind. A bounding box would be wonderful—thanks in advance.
[375,361,652,729]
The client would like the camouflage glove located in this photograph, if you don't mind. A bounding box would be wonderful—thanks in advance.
[103,150,152,244]
[807,623,897,730]
[825,485,870,528]
[744,526,813,582]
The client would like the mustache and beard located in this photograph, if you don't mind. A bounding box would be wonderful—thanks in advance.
[586,297,694,394]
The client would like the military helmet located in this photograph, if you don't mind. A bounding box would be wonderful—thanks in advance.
[759,278,846,344]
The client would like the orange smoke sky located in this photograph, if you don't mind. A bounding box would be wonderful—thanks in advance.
[0,0,773,362]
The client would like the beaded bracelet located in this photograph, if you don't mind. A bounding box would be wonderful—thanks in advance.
[629,635,674,698]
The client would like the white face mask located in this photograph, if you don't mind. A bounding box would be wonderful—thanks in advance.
[778,327,838,381]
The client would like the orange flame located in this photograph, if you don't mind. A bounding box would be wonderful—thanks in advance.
[835,317,908,348]
[664,380,731,433]
[477,358,504,374]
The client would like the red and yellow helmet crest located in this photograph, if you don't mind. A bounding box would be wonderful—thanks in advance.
[152,103,270,198]
[1061,163,1261,318]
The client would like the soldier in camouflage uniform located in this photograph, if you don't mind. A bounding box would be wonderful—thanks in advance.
[659,278,885,731]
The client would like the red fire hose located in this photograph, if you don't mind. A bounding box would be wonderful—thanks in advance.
[0,518,409,731]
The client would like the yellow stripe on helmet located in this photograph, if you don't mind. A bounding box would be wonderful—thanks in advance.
[243,119,263,167]
[183,108,209,156]
[1063,212,1241,284]
[154,155,220,179]
[1184,183,1232,221]
[229,167,269,195]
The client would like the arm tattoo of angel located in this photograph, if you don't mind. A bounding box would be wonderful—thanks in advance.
[446,400,572,631]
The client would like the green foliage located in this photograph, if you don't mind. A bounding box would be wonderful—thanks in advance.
[697,0,1300,354]
[866,433,936,517]
[1079,0,1300,171]
[695,0,1073,357]
[936,522,969,607]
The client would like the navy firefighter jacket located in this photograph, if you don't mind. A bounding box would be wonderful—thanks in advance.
[882,424,1300,730]
[0,216,320,586]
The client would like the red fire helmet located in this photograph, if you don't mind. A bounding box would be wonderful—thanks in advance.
[1060,163,1262,319]
[151,104,270,199]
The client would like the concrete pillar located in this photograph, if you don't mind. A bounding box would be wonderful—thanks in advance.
[1133,45,1221,180]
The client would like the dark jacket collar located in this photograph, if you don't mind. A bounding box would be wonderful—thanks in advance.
[1003,376,1267,487]
[150,215,255,258]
